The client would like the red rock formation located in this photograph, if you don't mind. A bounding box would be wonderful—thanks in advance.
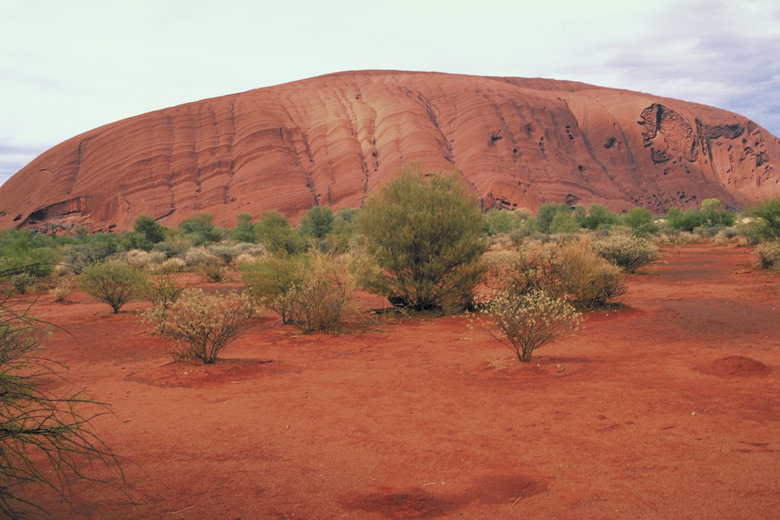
[1,70,778,232]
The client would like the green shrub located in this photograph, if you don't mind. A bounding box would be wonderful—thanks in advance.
[580,204,619,230]
[665,207,704,232]
[592,233,660,273]
[134,214,166,244]
[152,240,187,259]
[357,164,486,311]
[548,212,580,234]
[621,207,658,235]
[179,213,224,246]
[65,241,116,271]
[324,207,359,253]
[0,230,59,280]
[241,254,308,324]
[755,240,780,270]
[241,250,366,332]
[230,213,258,243]
[207,244,241,265]
[78,262,140,313]
[534,203,572,234]
[145,288,255,364]
[298,205,335,241]
[484,209,530,236]
[483,289,581,362]
[748,197,780,240]
[700,198,735,227]
[256,211,306,255]
[734,222,762,246]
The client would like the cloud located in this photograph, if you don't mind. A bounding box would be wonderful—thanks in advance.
[553,0,780,134]
[0,144,46,186]
[1,0,778,191]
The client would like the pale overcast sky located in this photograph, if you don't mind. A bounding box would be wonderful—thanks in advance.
[1,0,778,185]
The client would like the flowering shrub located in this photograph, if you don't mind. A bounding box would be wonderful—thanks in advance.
[755,240,780,271]
[146,289,255,364]
[483,289,581,362]
[592,233,659,273]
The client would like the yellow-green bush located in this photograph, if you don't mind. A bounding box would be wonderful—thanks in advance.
[755,240,780,270]
[592,232,659,273]
[552,239,628,309]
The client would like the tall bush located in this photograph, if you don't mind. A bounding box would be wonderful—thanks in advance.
[357,164,486,311]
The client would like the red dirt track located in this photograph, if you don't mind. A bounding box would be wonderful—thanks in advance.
[25,243,780,519]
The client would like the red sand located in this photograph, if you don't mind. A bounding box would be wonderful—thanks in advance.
[21,243,780,518]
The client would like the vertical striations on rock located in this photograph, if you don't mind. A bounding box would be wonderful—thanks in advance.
[0,70,777,232]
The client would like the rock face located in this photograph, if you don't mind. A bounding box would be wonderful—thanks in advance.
[1,70,778,232]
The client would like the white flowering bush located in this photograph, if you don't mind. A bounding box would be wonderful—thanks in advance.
[151,257,186,273]
[592,233,659,273]
[145,288,256,364]
[122,249,165,269]
[483,289,581,362]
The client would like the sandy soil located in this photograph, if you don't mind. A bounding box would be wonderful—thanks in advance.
[19,243,780,519]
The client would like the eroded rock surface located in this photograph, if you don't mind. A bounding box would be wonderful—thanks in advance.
[1,70,778,232]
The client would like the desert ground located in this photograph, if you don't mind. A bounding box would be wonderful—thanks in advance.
[21,242,780,519]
